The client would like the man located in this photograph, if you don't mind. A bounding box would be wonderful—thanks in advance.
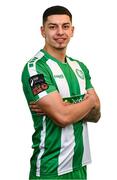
[22,5,101,180]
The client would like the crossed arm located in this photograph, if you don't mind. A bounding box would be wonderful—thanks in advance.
[30,89,101,127]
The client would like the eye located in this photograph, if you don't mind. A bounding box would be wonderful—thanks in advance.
[49,25,56,30]
[63,25,70,30]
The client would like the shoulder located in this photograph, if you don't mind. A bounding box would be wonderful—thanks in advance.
[67,56,88,70]
[21,50,47,82]
[22,50,47,73]
[28,50,47,67]
[67,56,91,78]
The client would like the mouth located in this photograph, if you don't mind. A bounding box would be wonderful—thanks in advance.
[54,38,67,43]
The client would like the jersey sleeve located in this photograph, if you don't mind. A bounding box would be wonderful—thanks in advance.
[22,62,57,102]
[79,62,94,90]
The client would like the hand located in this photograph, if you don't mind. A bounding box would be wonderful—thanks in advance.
[84,91,100,109]
[29,102,45,115]
[83,93,95,106]
[83,90,101,123]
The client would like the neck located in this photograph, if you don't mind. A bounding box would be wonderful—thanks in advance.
[43,46,66,63]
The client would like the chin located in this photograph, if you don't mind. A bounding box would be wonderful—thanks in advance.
[55,46,67,50]
[55,44,67,49]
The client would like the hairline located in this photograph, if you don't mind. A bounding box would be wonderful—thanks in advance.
[43,14,72,25]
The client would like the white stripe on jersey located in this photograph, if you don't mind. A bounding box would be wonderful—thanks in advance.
[46,59,75,175]
[58,125,75,175]
[46,59,70,98]
[67,59,91,166]
[82,123,91,166]
[67,58,86,95]
[36,116,46,176]
[28,51,48,99]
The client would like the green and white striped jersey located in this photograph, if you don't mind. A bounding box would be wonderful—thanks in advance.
[21,49,93,178]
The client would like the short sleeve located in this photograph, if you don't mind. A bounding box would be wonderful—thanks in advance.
[21,62,57,102]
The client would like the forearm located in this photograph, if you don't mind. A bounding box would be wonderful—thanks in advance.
[40,97,94,127]
[31,91,98,127]
[36,92,95,127]
[61,98,94,126]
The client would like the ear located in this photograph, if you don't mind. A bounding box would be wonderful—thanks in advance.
[71,26,74,37]
[40,26,46,38]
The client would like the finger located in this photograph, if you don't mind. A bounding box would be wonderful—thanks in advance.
[63,102,71,106]
[31,108,43,113]
[29,102,37,105]
[83,94,89,100]
[29,104,38,109]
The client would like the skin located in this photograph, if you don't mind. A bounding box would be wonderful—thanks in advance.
[29,14,101,127]
[83,89,101,123]
[41,15,74,62]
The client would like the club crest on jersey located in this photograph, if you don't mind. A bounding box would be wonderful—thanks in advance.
[29,74,48,95]
[76,69,85,79]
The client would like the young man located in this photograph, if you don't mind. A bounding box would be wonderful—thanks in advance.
[22,6,101,180]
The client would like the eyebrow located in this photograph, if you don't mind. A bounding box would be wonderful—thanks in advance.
[48,22,71,26]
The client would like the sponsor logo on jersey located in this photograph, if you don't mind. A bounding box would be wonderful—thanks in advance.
[63,95,84,104]
[29,74,48,95]
[76,69,85,79]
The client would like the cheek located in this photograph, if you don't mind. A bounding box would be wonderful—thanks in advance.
[69,30,74,37]
[45,33,55,41]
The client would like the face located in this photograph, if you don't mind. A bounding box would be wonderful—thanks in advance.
[41,15,74,50]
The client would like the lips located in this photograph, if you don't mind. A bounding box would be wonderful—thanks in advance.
[54,38,67,43]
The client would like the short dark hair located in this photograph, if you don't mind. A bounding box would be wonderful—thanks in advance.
[43,5,72,24]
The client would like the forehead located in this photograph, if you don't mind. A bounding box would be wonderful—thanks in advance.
[46,15,71,25]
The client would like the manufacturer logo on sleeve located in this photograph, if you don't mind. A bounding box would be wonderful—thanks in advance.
[54,74,64,79]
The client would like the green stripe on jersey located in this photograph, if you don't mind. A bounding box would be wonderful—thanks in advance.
[21,49,93,178]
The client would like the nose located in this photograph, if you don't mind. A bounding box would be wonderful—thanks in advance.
[57,26,64,35]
